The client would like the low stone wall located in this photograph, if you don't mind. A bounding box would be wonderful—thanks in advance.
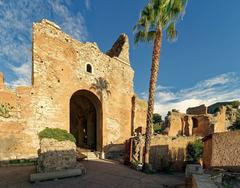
[37,138,77,173]
[203,131,240,171]
[132,135,200,171]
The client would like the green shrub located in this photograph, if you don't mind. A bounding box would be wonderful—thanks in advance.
[186,139,203,163]
[153,123,164,134]
[38,127,76,143]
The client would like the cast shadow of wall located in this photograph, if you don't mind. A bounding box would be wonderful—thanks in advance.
[150,145,185,172]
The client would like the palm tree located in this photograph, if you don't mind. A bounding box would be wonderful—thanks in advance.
[134,0,188,171]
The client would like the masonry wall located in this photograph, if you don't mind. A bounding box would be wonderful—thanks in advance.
[0,86,36,160]
[133,97,147,134]
[203,131,240,171]
[132,135,200,171]
[150,136,199,171]
[0,19,147,161]
[202,137,212,169]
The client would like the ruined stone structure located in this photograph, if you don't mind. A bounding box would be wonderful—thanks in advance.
[165,103,239,137]
[0,19,147,161]
[202,131,240,171]
[37,138,79,173]
[131,135,200,171]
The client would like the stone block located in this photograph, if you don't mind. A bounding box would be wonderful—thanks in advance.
[30,168,84,182]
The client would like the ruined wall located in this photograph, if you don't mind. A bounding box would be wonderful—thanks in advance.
[202,137,212,169]
[192,115,211,137]
[0,84,36,160]
[133,96,147,134]
[166,112,185,136]
[132,135,200,171]
[0,19,147,161]
[165,107,231,137]
[203,131,240,171]
[186,105,207,115]
[213,106,227,133]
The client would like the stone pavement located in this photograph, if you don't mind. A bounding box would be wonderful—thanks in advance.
[0,159,185,188]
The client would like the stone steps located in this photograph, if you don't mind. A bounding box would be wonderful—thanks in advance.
[81,151,99,160]
[76,148,100,160]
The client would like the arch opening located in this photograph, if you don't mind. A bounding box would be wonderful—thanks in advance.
[70,90,102,151]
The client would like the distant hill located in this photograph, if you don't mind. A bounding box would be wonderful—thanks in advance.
[208,101,240,114]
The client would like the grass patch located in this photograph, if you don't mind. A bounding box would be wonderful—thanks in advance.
[39,127,76,143]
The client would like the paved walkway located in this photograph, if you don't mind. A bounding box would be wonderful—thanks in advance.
[0,160,185,188]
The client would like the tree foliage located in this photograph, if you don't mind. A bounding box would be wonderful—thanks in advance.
[152,113,162,124]
[186,139,203,163]
[134,0,188,45]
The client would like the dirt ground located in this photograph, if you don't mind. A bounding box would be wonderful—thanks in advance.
[0,159,185,188]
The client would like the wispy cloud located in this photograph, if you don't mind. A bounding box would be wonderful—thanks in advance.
[85,0,91,10]
[141,72,240,117]
[0,0,87,87]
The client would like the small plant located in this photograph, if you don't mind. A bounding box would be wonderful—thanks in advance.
[38,127,76,143]
[186,139,203,163]
[0,103,13,118]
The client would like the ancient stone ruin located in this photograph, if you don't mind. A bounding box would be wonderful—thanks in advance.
[164,103,239,137]
[0,19,147,161]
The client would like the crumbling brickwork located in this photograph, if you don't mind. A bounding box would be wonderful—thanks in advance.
[0,19,147,161]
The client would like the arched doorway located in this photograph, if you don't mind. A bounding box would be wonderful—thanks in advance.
[70,90,102,151]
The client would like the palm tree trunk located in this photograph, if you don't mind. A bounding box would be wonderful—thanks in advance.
[143,28,162,170]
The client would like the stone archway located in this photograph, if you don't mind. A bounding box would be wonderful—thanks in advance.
[70,90,102,151]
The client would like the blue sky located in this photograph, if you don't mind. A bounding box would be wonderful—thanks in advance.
[0,0,240,116]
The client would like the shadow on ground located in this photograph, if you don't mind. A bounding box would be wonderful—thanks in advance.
[0,159,185,188]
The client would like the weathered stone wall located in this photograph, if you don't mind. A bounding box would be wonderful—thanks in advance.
[0,86,36,160]
[203,131,240,171]
[165,107,232,137]
[166,112,184,136]
[186,105,207,115]
[202,137,212,169]
[213,106,227,133]
[37,138,77,172]
[0,19,147,161]
[192,115,211,137]
[133,97,147,134]
[132,135,200,171]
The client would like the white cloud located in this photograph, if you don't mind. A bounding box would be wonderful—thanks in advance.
[0,0,87,87]
[142,72,240,117]
[7,62,32,87]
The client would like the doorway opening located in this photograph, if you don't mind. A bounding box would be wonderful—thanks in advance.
[70,90,101,151]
